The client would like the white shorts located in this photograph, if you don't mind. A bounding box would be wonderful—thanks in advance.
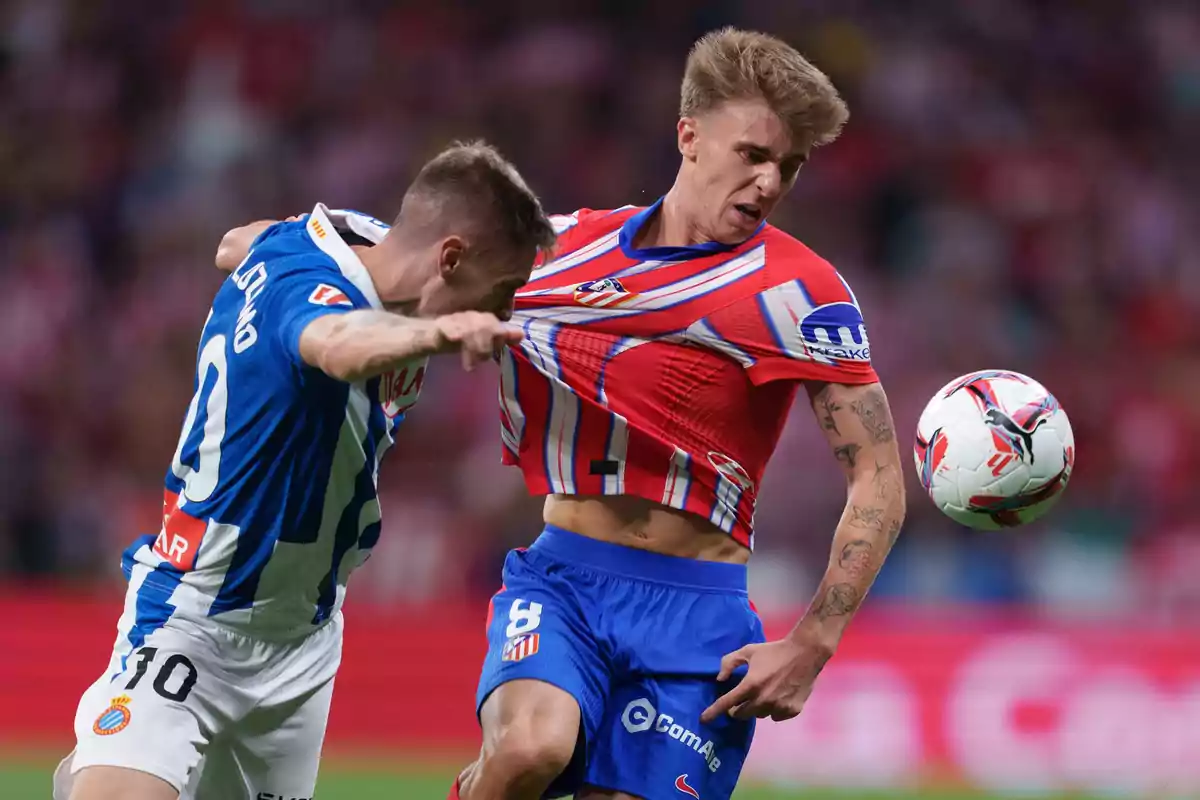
[54,612,342,800]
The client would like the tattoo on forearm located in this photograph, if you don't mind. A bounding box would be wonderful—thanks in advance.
[817,389,842,435]
[850,389,895,444]
[849,505,886,531]
[871,460,901,501]
[834,443,861,469]
[837,539,873,579]
[812,583,862,620]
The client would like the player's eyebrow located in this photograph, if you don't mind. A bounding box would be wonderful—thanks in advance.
[737,142,775,159]
[737,142,808,165]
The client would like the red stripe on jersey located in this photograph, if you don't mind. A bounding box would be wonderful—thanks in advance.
[502,210,879,549]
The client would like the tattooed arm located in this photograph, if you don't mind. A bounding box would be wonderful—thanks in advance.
[702,380,906,724]
[802,380,907,647]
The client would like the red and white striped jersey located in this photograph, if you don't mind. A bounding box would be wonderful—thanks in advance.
[500,200,878,548]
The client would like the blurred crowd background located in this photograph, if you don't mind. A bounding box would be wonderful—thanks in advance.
[2,0,1198,623]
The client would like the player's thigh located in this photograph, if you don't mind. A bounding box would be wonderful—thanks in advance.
[200,618,342,800]
[479,677,583,753]
[213,675,336,799]
[476,550,609,793]
[584,676,755,800]
[65,637,219,797]
[66,765,180,800]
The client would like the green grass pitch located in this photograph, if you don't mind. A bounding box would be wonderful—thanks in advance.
[0,758,1108,799]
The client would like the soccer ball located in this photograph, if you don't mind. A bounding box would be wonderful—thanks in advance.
[913,370,1075,529]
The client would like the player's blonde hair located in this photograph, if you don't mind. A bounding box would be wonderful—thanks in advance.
[680,27,848,150]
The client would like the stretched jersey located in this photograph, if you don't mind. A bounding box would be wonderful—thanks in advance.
[120,204,427,646]
[500,199,878,548]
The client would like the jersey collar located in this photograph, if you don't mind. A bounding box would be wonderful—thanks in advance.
[618,196,766,262]
[305,203,385,309]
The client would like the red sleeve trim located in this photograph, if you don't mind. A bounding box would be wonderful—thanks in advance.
[746,359,878,386]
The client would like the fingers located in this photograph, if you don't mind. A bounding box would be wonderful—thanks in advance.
[716,647,750,682]
[435,313,523,370]
[700,680,753,725]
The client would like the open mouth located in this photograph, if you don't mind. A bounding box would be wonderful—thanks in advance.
[734,204,761,223]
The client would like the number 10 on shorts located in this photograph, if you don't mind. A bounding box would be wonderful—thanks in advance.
[502,599,542,663]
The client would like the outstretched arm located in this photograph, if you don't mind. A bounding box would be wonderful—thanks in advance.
[702,380,906,724]
[298,310,523,382]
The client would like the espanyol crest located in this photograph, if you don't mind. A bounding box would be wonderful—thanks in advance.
[798,302,871,362]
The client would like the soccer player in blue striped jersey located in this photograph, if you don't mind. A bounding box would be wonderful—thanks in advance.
[55,142,555,800]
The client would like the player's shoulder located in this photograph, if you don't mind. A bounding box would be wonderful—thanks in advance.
[757,224,858,306]
[229,223,367,309]
[546,206,639,256]
[549,206,638,234]
[244,221,338,276]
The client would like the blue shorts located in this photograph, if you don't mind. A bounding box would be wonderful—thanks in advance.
[476,525,765,800]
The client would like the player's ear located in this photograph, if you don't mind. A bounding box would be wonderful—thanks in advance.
[678,117,699,161]
[438,235,466,279]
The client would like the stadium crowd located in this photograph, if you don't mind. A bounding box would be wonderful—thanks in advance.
[1,0,1197,621]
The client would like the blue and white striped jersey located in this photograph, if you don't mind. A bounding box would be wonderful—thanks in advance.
[118,204,427,646]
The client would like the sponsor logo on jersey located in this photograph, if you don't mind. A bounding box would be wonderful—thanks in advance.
[379,360,427,418]
[675,774,700,799]
[308,284,353,307]
[92,695,132,736]
[797,302,870,362]
[620,698,722,773]
[574,277,633,307]
[154,490,206,571]
[501,633,540,662]
[706,452,754,492]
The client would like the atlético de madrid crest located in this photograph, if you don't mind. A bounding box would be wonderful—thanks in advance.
[574,278,634,308]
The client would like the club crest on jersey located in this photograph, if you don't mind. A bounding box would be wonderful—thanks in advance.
[797,302,870,362]
[93,695,132,736]
[706,452,754,492]
[574,278,634,308]
[379,359,427,418]
[502,633,540,662]
[308,284,353,307]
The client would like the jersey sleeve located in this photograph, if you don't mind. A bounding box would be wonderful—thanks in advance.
[252,260,372,370]
[699,273,878,386]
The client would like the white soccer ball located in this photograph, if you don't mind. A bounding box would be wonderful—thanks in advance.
[913,370,1075,530]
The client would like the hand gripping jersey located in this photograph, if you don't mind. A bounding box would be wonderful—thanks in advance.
[500,199,878,548]
[120,204,427,645]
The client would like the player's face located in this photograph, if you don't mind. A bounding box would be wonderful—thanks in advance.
[418,239,534,321]
[681,98,809,244]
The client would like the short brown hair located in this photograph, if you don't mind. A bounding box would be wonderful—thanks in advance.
[680,27,849,150]
[401,140,556,257]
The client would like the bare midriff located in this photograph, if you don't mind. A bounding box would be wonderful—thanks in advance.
[542,494,750,564]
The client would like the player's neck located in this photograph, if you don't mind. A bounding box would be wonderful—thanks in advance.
[639,185,705,249]
[356,243,414,313]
